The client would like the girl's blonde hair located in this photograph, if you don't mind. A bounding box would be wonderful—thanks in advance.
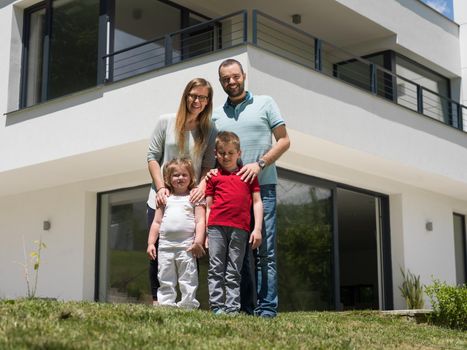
[163,158,196,192]
[175,78,213,158]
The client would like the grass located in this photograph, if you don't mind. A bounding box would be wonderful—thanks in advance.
[1,299,466,349]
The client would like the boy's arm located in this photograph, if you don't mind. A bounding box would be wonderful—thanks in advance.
[250,191,263,249]
[187,205,206,258]
[147,207,163,260]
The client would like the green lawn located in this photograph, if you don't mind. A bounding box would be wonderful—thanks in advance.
[0,299,466,349]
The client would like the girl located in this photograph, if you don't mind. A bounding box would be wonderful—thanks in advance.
[147,158,206,309]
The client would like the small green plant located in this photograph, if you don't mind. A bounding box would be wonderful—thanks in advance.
[399,268,424,309]
[19,236,47,298]
[425,279,467,330]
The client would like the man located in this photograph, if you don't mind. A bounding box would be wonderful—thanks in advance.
[212,58,290,318]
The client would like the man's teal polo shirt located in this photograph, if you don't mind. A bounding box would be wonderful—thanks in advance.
[212,92,285,185]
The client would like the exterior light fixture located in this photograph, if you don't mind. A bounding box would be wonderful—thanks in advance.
[292,14,301,24]
[425,221,433,231]
[43,221,51,231]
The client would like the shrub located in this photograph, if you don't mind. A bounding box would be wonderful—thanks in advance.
[425,279,467,330]
[399,268,424,309]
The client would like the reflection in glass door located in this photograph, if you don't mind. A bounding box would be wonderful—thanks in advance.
[337,188,381,310]
[276,170,391,311]
[276,173,334,311]
[98,186,151,303]
[453,213,467,285]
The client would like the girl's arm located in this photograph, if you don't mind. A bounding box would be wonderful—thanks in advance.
[147,207,163,260]
[249,192,263,249]
[187,205,206,258]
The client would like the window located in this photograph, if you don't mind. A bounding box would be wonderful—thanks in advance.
[334,51,393,100]
[395,55,450,122]
[21,0,100,107]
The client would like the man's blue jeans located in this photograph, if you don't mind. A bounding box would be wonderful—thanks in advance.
[240,184,278,317]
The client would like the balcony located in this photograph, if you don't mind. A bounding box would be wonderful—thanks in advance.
[102,9,466,132]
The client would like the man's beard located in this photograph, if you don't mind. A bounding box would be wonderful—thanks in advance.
[224,82,245,98]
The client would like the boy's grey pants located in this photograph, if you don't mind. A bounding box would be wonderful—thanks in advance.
[207,226,248,313]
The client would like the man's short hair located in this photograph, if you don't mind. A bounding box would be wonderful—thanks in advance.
[215,131,241,151]
[218,59,244,76]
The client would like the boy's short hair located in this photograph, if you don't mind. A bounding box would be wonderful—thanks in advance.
[215,131,241,151]
[163,158,196,192]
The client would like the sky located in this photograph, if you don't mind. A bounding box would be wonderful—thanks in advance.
[421,0,454,19]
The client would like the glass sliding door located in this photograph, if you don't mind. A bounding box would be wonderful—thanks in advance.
[98,186,152,303]
[111,0,181,80]
[395,55,450,123]
[109,0,212,81]
[337,188,380,310]
[96,172,392,310]
[453,214,467,285]
[276,171,334,311]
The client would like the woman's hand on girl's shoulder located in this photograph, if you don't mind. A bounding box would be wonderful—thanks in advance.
[156,187,170,207]
[190,186,205,204]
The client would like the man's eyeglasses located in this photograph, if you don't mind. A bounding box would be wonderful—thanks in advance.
[187,94,209,102]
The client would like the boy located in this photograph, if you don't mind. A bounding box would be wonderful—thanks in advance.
[205,131,263,314]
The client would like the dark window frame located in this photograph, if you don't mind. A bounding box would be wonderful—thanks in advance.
[20,1,47,108]
[20,0,102,108]
[333,50,451,103]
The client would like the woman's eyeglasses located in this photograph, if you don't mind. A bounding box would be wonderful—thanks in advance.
[187,94,209,102]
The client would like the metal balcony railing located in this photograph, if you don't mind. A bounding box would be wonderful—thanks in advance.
[102,10,247,82]
[252,10,465,131]
[102,9,466,132]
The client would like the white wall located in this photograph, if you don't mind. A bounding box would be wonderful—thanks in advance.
[247,47,467,200]
[0,184,89,300]
[0,48,248,197]
[0,168,149,300]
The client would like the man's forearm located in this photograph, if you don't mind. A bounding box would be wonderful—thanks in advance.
[260,125,290,166]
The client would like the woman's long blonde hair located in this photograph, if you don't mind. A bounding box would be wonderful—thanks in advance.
[175,78,213,158]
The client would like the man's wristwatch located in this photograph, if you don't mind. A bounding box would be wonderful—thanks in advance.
[257,159,266,170]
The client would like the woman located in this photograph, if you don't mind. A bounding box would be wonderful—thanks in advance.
[146,78,216,305]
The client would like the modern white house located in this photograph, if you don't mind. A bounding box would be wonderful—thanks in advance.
[0,0,466,311]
